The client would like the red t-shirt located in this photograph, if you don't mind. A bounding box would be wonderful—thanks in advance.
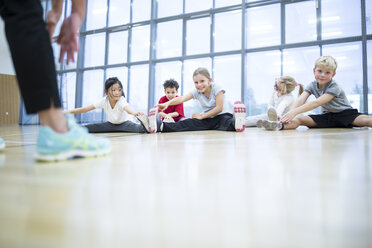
[158,95,185,122]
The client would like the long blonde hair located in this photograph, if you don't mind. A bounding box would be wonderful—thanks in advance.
[277,76,304,96]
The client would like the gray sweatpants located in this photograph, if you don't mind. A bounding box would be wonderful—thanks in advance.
[84,121,146,133]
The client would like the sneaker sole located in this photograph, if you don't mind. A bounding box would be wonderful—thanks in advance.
[262,120,282,131]
[35,147,111,162]
[148,107,158,134]
[267,107,278,121]
[233,101,246,132]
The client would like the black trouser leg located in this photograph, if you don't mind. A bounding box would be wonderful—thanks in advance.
[0,0,61,114]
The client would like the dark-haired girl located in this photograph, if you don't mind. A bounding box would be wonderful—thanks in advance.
[67,77,150,133]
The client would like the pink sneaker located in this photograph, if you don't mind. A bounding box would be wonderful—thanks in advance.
[148,107,158,134]
[233,101,246,132]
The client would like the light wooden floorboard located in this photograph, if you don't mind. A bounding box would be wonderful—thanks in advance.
[0,125,371,248]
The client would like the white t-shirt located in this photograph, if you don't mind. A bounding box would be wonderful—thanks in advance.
[94,96,130,124]
[268,92,294,117]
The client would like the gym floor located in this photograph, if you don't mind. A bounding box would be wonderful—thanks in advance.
[0,125,371,248]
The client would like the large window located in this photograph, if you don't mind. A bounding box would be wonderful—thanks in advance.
[37,0,371,125]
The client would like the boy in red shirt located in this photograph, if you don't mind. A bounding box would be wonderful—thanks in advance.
[158,79,185,122]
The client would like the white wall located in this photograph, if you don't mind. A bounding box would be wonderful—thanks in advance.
[0,19,15,75]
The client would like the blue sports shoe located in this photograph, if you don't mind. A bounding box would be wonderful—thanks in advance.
[0,137,4,151]
[35,114,111,162]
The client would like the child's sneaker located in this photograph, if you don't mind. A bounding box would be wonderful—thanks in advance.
[258,120,282,131]
[136,114,150,133]
[233,101,246,132]
[35,114,111,162]
[148,107,158,134]
[0,137,4,151]
[267,107,278,121]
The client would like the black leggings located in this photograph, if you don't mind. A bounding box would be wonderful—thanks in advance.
[162,113,236,132]
[0,0,61,113]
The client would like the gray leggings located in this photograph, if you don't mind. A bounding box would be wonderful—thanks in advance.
[84,121,146,133]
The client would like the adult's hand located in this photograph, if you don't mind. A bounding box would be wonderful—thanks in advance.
[56,13,82,64]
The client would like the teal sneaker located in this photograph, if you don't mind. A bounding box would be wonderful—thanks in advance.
[35,115,111,162]
[0,137,4,151]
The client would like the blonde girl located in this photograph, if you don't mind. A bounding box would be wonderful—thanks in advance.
[246,76,304,127]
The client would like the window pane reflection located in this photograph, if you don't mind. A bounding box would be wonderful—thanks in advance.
[286,1,317,44]
[129,65,149,113]
[84,33,106,67]
[246,51,281,115]
[109,0,130,26]
[323,42,363,112]
[246,4,280,49]
[82,70,104,123]
[185,0,212,13]
[86,0,107,30]
[157,0,183,18]
[131,25,150,62]
[154,61,182,107]
[132,0,151,23]
[367,0,372,35]
[214,10,241,52]
[186,17,210,55]
[321,0,361,39]
[156,20,182,59]
[214,55,242,106]
[61,72,76,111]
[215,0,241,8]
[108,31,128,65]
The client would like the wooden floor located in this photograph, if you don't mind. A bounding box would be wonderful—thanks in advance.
[0,125,371,248]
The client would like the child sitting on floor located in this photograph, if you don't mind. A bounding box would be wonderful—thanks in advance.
[258,56,372,130]
[67,77,150,133]
[245,76,303,127]
[158,79,185,122]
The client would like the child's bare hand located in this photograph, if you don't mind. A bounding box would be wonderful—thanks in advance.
[192,113,203,120]
[280,110,296,123]
[157,103,168,111]
[134,112,144,116]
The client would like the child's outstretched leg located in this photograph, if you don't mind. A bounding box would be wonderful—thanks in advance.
[233,101,246,132]
[0,137,4,151]
[148,107,163,133]
[267,107,278,121]
[352,115,372,127]
[256,120,282,131]
[136,114,151,133]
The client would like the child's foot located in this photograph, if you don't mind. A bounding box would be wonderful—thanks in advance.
[136,114,150,133]
[148,107,158,134]
[35,114,111,162]
[0,137,4,151]
[233,101,246,132]
[267,107,278,121]
[163,118,175,123]
[257,120,282,131]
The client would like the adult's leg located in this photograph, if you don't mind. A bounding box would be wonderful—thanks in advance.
[352,115,372,127]
[0,0,66,132]
[283,116,317,130]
